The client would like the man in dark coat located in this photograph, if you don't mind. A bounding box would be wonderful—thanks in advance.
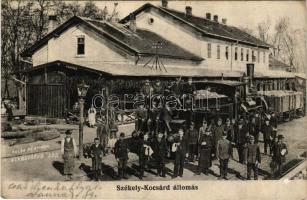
[153,133,167,177]
[237,120,248,164]
[213,118,224,158]
[152,79,164,105]
[135,104,148,132]
[173,129,189,178]
[254,113,262,143]
[114,132,129,179]
[140,79,153,97]
[262,118,273,155]
[224,118,235,143]
[187,122,198,162]
[272,135,288,178]
[90,138,105,181]
[216,132,232,180]
[197,129,213,175]
[138,134,153,179]
[245,136,261,180]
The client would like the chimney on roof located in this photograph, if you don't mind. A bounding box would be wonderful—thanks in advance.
[185,6,192,16]
[48,7,58,33]
[129,13,137,32]
[205,13,211,20]
[222,18,227,24]
[213,15,218,22]
[161,0,168,8]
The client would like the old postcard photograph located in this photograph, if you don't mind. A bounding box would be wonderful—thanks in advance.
[1,0,307,199]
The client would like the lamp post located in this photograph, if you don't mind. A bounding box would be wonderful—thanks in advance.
[77,80,89,159]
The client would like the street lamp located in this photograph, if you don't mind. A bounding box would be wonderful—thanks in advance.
[77,80,89,159]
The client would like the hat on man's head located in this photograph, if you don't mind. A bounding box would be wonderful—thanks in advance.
[145,79,150,83]
[217,118,222,122]
[157,133,163,138]
[249,135,255,140]
[65,130,72,135]
[119,132,125,137]
[278,135,284,140]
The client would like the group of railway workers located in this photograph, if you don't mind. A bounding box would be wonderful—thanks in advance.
[61,78,288,181]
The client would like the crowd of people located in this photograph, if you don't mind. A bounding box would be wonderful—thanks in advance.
[60,78,289,181]
[61,108,288,181]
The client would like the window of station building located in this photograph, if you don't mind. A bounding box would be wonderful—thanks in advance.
[234,47,238,60]
[217,45,220,59]
[263,52,266,63]
[225,46,229,60]
[241,48,244,61]
[246,49,249,61]
[257,51,260,63]
[207,43,211,58]
[77,36,85,55]
[252,50,255,62]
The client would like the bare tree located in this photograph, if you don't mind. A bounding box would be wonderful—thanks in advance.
[257,17,271,42]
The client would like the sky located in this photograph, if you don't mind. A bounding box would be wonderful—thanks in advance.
[77,1,307,32]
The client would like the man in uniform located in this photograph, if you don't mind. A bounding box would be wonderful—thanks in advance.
[187,122,198,162]
[138,134,153,180]
[173,129,189,178]
[90,138,105,181]
[262,118,273,155]
[216,132,232,180]
[114,132,129,179]
[153,133,167,177]
[61,130,78,180]
[245,136,261,180]
[213,118,224,158]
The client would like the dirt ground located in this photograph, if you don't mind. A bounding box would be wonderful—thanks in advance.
[1,116,307,181]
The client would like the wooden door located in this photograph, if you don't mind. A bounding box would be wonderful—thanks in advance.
[27,84,67,118]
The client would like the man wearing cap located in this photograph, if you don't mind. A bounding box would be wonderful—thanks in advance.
[138,134,153,179]
[216,132,232,179]
[245,135,261,180]
[197,129,213,175]
[114,132,129,179]
[187,122,198,162]
[273,135,288,178]
[213,118,224,158]
[153,133,167,177]
[173,129,189,178]
[90,138,105,181]
[60,130,78,180]
[262,118,273,155]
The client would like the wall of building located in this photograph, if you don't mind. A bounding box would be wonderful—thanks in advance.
[134,9,270,73]
[32,24,130,69]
